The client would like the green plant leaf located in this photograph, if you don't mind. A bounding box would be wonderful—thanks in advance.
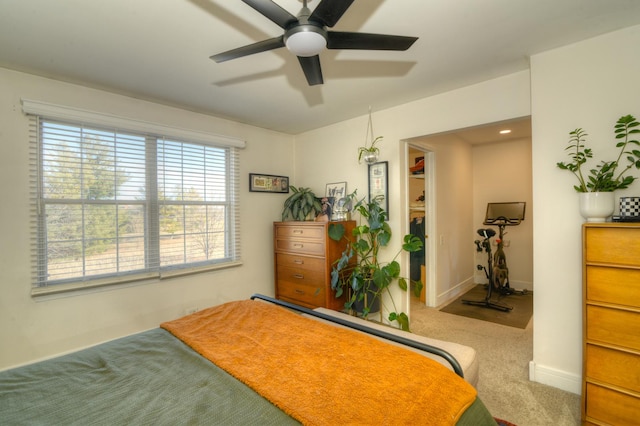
[373,267,392,289]
[389,312,410,331]
[398,277,408,291]
[328,223,345,241]
[384,260,401,278]
[413,280,424,298]
[402,234,423,252]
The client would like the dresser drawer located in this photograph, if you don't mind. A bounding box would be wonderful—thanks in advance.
[277,264,325,286]
[275,224,325,241]
[586,305,640,351]
[586,344,640,393]
[276,253,325,272]
[275,238,324,255]
[585,383,640,425]
[585,227,640,266]
[277,280,325,308]
[586,266,640,307]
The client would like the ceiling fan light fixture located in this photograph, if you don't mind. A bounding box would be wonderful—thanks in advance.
[285,26,327,57]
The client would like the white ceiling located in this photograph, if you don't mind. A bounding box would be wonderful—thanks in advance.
[418,117,532,146]
[2,0,640,135]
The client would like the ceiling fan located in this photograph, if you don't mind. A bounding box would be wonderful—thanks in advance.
[210,0,418,86]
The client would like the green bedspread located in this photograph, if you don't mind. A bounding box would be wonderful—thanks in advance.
[0,328,298,425]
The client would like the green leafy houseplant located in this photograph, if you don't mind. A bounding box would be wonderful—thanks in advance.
[557,114,640,192]
[328,196,423,331]
[281,186,322,221]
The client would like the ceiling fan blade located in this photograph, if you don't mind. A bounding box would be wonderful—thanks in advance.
[297,55,323,86]
[242,0,298,30]
[327,32,418,51]
[210,36,285,63]
[309,0,355,27]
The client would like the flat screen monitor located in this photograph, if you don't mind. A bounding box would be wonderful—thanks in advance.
[484,202,526,225]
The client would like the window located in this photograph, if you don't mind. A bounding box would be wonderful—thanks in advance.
[25,100,243,295]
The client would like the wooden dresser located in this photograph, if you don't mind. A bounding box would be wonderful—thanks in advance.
[274,220,355,310]
[582,223,640,425]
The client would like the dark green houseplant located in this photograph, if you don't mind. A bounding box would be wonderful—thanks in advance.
[281,186,322,221]
[328,196,423,331]
[557,114,640,192]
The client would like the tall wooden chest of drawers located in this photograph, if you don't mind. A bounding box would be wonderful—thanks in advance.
[274,221,355,310]
[582,223,640,425]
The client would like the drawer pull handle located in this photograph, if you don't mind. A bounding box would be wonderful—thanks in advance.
[293,259,304,264]
[295,289,305,295]
[293,274,304,279]
[293,244,304,248]
[293,230,303,234]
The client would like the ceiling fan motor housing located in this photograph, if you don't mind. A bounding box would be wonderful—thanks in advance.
[284,24,328,57]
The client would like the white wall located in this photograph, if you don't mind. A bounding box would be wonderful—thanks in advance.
[425,137,475,305]
[472,139,533,290]
[529,24,640,393]
[0,67,294,370]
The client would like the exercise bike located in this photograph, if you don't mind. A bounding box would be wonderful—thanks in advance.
[462,227,513,312]
[462,202,527,312]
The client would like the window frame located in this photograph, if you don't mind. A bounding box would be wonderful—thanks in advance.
[24,99,245,297]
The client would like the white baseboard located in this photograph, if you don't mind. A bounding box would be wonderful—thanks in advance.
[509,279,533,292]
[529,361,582,395]
[434,278,475,308]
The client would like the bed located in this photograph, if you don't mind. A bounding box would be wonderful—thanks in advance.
[0,295,497,425]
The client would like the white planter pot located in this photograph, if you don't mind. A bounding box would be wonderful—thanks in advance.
[579,192,615,222]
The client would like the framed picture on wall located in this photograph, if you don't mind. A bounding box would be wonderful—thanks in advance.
[249,173,289,193]
[325,181,347,199]
[368,161,389,218]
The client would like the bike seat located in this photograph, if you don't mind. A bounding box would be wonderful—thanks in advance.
[477,228,496,239]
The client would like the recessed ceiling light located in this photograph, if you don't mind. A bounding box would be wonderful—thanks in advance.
[499,129,511,134]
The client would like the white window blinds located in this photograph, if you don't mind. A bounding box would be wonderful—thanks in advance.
[25,101,243,295]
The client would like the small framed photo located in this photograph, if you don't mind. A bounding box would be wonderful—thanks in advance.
[317,196,335,222]
[368,161,389,218]
[326,181,347,199]
[249,173,289,193]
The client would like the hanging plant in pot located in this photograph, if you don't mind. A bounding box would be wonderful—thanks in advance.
[358,136,383,165]
[328,195,423,331]
[557,114,640,222]
[357,107,383,164]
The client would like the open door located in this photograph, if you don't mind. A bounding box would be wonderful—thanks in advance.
[406,144,436,307]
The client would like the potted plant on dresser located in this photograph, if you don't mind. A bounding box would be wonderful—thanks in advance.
[281,186,323,221]
[328,195,423,331]
[557,114,640,222]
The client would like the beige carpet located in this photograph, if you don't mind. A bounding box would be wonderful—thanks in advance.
[440,284,533,329]
[409,297,581,426]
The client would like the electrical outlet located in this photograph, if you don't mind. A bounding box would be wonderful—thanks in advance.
[185,307,198,315]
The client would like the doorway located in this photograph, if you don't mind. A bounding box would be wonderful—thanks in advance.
[404,117,533,311]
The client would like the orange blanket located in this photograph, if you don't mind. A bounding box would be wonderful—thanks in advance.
[161,300,476,425]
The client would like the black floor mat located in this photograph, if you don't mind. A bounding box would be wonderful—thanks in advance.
[439,284,533,329]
